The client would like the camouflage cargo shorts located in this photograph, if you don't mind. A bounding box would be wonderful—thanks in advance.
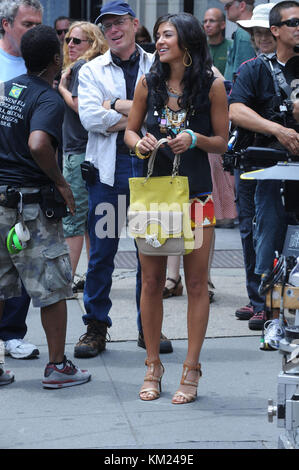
[0,187,72,308]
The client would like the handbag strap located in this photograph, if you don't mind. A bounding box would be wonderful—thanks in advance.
[146,138,181,180]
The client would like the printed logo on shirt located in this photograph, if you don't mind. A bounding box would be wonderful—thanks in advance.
[9,85,24,99]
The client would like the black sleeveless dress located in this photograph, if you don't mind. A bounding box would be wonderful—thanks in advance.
[144,73,216,198]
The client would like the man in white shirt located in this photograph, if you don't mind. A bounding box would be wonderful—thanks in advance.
[0,0,42,367]
[75,1,173,358]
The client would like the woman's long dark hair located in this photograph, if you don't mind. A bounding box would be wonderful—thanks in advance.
[150,13,213,111]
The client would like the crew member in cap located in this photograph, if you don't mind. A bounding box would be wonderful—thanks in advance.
[75,1,173,358]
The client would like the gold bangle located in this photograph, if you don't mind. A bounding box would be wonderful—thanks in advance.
[134,139,151,160]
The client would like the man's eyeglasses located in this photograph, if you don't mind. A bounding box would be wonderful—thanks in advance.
[101,16,132,33]
[274,18,299,28]
[65,37,90,45]
[56,29,69,36]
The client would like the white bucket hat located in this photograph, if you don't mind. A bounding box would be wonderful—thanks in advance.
[237,3,276,30]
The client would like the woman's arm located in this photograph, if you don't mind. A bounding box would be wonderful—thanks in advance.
[58,68,79,114]
[124,75,158,154]
[207,77,229,153]
[167,78,229,155]
[230,102,299,155]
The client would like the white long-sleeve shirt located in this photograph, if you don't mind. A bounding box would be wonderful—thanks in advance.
[78,44,154,187]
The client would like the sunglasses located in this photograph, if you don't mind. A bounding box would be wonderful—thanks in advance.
[275,18,299,28]
[56,28,69,35]
[65,37,90,45]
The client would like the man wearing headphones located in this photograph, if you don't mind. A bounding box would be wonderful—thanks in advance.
[76,1,173,358]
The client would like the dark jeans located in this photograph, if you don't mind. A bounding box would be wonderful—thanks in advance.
[83,153,143,330]
[254,180,287,276]
[234,169,265,313]
[0,284,31,341]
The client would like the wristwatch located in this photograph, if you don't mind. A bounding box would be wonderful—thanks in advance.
[110,98,120,111]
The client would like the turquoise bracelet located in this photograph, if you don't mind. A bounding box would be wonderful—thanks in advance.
[180,129,197,149]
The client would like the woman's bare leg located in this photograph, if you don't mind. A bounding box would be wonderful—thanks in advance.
[138,254,167,399]
[172,226,214,403]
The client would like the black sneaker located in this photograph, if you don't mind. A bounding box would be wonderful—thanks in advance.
[248,310,267,331]
[235,304,254,320]
[74,320,109,358]
[138,331,173,354]
[72,274,86,295]
[0,365,14,386]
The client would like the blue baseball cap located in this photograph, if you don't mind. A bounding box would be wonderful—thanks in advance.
[95,1,136,24]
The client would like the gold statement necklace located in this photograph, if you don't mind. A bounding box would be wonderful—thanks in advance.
[166,82,183,98]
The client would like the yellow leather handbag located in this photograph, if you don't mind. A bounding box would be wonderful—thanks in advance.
[128,138,194,256]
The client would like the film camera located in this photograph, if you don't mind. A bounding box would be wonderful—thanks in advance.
[222,52,299,176]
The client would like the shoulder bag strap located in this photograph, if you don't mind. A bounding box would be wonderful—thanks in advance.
[260,54,293,102]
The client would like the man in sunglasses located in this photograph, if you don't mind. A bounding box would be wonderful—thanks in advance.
[229,1,299,350]
[54,16,71,46]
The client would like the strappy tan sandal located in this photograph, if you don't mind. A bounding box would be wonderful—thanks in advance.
[139,359,164,401]
[172,363,202,405]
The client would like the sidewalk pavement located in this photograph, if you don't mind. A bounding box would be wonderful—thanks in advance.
[1,226,288,450]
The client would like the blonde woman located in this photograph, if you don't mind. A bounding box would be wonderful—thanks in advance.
[58,22,108,292]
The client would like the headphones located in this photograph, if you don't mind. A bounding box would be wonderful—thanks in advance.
[6,222,30,254]
[111,49,140,66]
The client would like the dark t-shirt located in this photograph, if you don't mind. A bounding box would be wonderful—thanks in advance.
[62,59,88,154]
[0,74,64,186]
[229,56,278,114]
[112,50,140,155]
[229,55,298,148]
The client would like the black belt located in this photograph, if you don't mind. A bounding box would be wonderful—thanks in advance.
[0,188,41,208]
[21,192,41,204]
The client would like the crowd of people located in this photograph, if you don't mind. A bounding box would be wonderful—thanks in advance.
[0,0,298,406]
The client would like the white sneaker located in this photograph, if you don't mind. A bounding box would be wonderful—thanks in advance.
[0,364,15,386]
[5,339,39,359]
[263,319,286,350]
[42,356,91,389]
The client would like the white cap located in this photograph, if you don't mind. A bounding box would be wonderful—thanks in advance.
[237,3,276,30]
